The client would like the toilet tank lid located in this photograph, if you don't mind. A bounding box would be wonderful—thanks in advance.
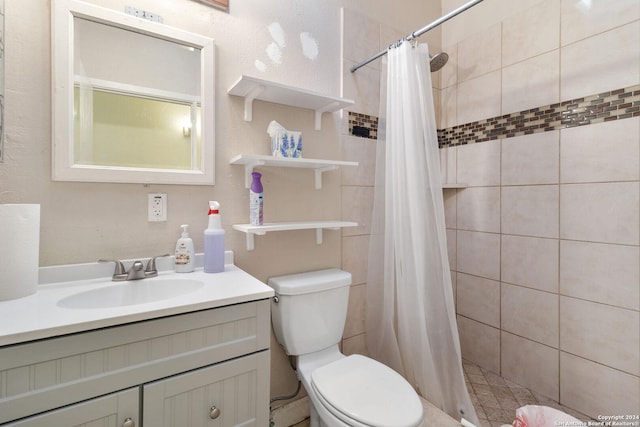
[268,268,351,295]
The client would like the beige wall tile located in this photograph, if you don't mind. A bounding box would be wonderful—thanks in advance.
[502,0,560,66]
[341,135,377,186]
[501,283,559,347]
[341,333,369,357]
[501,332,559,401]
[342,8,380,65]
[560,182,640,245]
[342,235,370,285]
[560,352,640,419]
[560,0,640,46]
[501,185,559,239]
[457,187,501,233]
[456,273,500,327]
[561,22,640,101]
[457,23,501,83]
[560,118,640,184]
[341,186,374,236]
[501,235,558,293]
[443,188,457,229]
[440,85,458,129]
[342,59,381,117]
[457,315,501,373]
[502,50,560,115]
[457,140,501,187]
[501,131,559,185]
[457,230,501,280]
[439,43,458,89]
[560,240,640,311]
[457,70,502,125]
[446,229,457,271]
[440,146,458,185]
[560,296,639,376]
[344,283,366,338]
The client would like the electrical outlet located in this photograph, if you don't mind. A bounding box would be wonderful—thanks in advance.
[148,193,167,222]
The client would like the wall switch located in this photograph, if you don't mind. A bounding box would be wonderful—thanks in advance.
[148,193,167,222]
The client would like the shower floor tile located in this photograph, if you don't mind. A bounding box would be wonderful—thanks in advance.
[290,359,593,427]
[463,359,592,427]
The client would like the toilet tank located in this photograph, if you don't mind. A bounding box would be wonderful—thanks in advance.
[268,269,352,356]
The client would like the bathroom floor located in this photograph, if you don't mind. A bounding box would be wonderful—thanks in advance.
[463,359,592,427]
[290,359,592,427]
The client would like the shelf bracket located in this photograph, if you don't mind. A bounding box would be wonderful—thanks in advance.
[314,101,340,130]
[243,85,265,122]
[315,228,323,245]
[243,160,266,188]
[314,166,339,190]
[245,233,255,251]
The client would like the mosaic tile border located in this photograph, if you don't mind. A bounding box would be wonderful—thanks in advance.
[438,84,640,148]
[347,85,640,147]
[348,111,378,140]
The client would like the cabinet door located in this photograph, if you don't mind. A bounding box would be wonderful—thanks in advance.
[143,351,269,427]
[4,387,139,427]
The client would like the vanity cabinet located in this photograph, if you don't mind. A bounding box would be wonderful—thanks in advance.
[0,300,271,426]
[5,387,139,427]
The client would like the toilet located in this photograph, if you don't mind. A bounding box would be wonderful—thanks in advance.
[269,268,424,427]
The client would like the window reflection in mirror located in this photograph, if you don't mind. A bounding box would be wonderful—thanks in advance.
[52,0,215,185]
[73,17,202,171]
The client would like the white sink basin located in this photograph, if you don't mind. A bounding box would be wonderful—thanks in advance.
[57,279,205,309]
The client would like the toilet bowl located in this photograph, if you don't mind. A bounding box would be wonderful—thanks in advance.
[268,269,423,427]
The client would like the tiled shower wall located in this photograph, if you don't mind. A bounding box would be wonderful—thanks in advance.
[440,0,639,419]
[341,0,640,420]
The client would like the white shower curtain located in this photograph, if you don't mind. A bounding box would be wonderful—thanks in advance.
[366,41,478,425]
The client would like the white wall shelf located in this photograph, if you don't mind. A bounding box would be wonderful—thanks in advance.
[442,183,468,188]
[230,154,358,190]
[228,75,354,130]
[233,221,358,251]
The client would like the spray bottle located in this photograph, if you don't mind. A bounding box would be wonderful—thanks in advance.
[204,201,225,273]
[249,172,264,226]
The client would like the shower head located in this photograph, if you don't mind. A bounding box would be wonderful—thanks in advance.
[429,52,449,72]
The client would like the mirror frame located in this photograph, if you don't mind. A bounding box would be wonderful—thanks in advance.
[52,0,216,185]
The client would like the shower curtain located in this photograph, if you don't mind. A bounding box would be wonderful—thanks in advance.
[366,41,478,425]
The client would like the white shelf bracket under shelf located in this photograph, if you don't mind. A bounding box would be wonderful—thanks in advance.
[243,85,266,122]
[242,160,266,188]
[314,101,340,130]
[314,166,339,190]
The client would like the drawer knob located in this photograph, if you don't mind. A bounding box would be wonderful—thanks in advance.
[210,406,221,419]
[122,418,135,427]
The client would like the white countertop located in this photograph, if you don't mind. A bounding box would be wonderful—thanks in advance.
[0,255,274,347]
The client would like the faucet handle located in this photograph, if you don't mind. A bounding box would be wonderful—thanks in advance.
[145,254,170,278]
[99,259,128,281]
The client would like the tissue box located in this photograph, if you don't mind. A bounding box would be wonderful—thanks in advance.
[271,130,302,158]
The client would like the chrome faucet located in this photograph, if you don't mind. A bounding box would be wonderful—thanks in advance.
[100,254,170,281]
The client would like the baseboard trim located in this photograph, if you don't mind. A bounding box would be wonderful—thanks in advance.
[271,397,310,427]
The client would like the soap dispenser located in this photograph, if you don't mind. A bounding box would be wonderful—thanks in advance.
[204,201,225,273]
[175,224,195,273]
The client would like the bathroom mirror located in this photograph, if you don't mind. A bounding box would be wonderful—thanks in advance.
[52,0,215,185]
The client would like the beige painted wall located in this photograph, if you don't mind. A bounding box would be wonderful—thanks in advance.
[0,0,438,416]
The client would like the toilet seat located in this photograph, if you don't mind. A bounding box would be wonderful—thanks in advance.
[311,354,423,427]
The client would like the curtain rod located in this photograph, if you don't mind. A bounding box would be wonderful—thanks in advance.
[350,0,485,73]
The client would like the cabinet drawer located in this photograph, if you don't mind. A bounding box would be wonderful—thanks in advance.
[143,351,270,427]
[4,387,139,427]
[0,300,270,424]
